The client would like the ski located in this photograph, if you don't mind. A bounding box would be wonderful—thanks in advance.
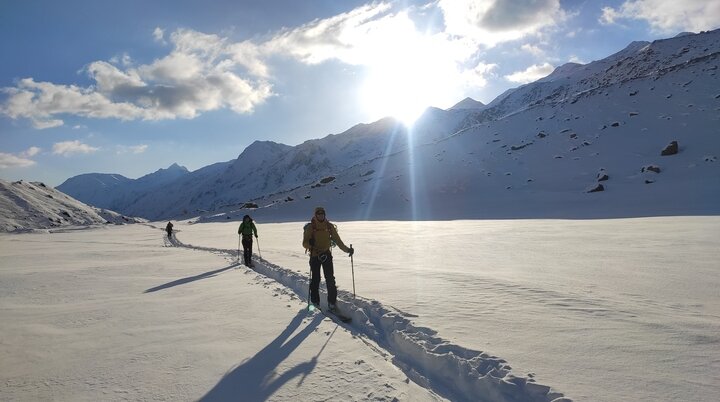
[308,304,352,323]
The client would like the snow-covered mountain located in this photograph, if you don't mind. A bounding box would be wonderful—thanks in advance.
[449,97,486,110]
[57,163,189,212]
[60,29,720,221]
[0,179,145,232]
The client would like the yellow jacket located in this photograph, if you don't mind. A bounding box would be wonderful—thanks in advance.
[302,218,351,256]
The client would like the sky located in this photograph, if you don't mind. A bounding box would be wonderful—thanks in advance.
[1,0,718,186]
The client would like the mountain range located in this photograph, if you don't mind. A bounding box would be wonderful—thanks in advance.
[57,29,720,222]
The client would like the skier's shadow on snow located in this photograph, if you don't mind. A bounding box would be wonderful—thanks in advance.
[200,310,326,402]
[143,263,238,293]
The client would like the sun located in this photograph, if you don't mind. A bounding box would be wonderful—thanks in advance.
[360,65,429,126]
[357,21,459,127]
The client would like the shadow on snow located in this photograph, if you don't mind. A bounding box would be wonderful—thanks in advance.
[143,263,238,293]
[200,309,329,401]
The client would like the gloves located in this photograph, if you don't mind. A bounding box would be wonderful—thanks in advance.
[309,238,315,247]
[348,247,354,257]
[255,235,258,238]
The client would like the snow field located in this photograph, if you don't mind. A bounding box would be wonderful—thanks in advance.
[178,217,720,402]
[0,225,443,401]
[170,226,563,401]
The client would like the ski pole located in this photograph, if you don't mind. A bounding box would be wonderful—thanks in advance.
[308,261,312,311]
[350,243,355,299]
[237,235,241,263]
[256,236,262,259]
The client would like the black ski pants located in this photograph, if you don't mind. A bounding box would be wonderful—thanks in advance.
[309,253,336,305]
[242,236,253,266]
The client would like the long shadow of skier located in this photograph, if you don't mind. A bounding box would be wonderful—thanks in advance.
[144,263,238,293]
[200,310,326,402]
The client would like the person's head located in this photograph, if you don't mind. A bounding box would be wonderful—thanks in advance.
[314,206,326,221]
[243,215,251,222]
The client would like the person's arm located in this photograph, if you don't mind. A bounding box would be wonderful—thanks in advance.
[252,223,258,238]
[238,223,243,235]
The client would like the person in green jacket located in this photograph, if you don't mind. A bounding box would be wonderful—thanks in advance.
[238,215,258,267]
[302,206,354,311]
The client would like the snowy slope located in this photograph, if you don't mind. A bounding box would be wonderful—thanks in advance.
[122,160,234,219]
[468,29,720,124]
[98,117,436,220]
[57,163,189,211]
[449,97,486,110]
[0,179,144,232]
[55,173,132,209]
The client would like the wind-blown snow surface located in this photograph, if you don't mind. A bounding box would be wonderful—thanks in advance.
[3,219,716,401]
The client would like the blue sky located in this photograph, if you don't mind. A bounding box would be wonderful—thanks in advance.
[1,0,718,186]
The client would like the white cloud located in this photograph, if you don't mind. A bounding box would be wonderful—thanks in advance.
[153,27,165,43]
[569,55,586,64]
[599,7,621,25]
[110,53,133,67]
[264,3,396,65]
[52,140,100,156]
[0,28,274,129]
[461,62,499,87]
[129,144,148,154]
[0,147,41,168]
[505,62,555,84]
[600,0,720,33]
[116,144,148,155]
[437,0,565,46]
[21,147,41,157]
[521,43,545,57]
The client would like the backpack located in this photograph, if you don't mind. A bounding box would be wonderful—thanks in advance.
[304,220,337,252]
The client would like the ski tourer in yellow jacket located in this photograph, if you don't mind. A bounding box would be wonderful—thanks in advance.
[302,206,354,309]
[302,208,352,257]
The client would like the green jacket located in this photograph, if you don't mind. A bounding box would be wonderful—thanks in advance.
[302,217,350,256]
[238,221,257,237]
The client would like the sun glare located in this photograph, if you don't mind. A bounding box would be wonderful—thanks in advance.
[358,19,459,127]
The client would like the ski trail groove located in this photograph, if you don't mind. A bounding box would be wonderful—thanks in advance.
[168,232,569,402]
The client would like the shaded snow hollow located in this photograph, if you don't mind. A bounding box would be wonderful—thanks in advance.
[168,233,567,402]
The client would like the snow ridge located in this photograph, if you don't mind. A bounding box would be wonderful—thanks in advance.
[0,179,145,232]
[167,232,567,402]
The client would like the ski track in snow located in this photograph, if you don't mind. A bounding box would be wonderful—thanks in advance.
[163,227,567,402]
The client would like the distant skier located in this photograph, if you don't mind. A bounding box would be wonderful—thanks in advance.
[238,215,258,267]
[302,207,354,311]
[165,221,173,238]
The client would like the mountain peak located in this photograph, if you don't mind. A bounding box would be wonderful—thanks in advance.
[537,62,584,82]
[167,163,188,172]
[449,97,485,110]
